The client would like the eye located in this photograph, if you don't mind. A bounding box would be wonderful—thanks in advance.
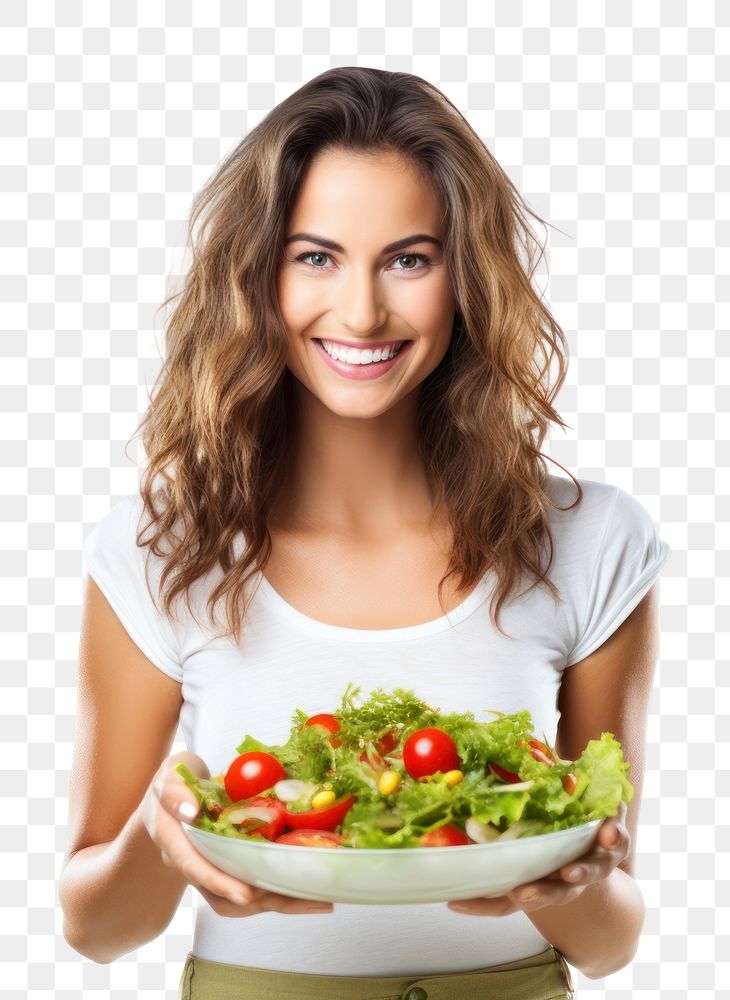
[295,251,331,270]
[293,251,432,274]
[393,253,431,271]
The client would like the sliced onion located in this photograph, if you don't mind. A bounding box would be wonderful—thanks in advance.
[225,805,276,826]
[496,820,530,840]
[273,779,316,804]
[486,780,534,793]
[465,817,501,844]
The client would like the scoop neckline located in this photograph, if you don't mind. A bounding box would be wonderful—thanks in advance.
[255,570,492,643]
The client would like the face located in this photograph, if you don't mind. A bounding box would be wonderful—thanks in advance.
[276,148,457,419]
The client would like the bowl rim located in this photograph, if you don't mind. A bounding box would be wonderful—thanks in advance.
[181,817,603,854]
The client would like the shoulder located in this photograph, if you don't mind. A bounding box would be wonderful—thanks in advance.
[83,492,174,597]
[543,474,663,561]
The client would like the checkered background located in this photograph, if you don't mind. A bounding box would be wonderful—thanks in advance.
[1,1,726,997]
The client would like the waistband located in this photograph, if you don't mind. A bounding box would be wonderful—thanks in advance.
[179,946,575,999]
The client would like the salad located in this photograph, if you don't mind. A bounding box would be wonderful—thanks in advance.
[176,684,632,849]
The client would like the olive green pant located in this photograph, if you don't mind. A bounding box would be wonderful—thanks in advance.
[178,946,574,999]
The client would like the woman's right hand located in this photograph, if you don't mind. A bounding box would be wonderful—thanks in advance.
[140,751,334,917]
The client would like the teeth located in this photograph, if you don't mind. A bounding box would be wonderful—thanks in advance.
[321,341,403,364]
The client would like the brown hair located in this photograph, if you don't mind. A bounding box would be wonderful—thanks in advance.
[127,66,582,644]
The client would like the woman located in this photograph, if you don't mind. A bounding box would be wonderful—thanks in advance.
[60,67,671,998]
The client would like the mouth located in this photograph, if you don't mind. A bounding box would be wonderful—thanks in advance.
[313,338,414,379]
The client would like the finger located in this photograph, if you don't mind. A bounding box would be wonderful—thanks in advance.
[197,886,333,916]
[448,896,517,916]
[149,791,255,905]
[508,879,584,909]
[246,891,334,915]
[557,816,630,884]
[598,801,629,847]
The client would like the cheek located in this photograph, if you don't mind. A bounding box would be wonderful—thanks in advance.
[277,272,315,331]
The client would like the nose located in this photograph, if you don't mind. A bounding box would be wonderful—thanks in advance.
[334,263,388,335]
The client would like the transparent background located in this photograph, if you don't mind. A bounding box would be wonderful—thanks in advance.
[1,1,727,997]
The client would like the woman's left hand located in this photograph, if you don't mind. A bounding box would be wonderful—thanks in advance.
[447,801,629,916]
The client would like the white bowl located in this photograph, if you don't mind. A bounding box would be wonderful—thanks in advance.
[181,819,602,905]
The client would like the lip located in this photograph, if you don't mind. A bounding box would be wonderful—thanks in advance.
[314,339,414,380]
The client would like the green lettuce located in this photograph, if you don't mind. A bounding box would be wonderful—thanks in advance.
[175,685,633,847]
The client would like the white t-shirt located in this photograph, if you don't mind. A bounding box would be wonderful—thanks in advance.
[81,474,671,976]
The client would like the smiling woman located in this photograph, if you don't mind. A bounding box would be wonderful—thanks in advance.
[62,65,671,1000]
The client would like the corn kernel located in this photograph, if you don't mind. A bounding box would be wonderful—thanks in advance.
[311,790,336,810]
[443,769,464,787]
[377,770,402,796]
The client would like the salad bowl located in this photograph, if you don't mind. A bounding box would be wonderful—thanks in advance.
[181,817,602,905]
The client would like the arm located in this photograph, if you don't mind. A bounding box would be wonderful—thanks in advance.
[60,799,191,964]
[59,575,188,963]
[525,582,660,979]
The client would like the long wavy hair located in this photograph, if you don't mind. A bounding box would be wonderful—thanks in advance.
[127,65,582,645]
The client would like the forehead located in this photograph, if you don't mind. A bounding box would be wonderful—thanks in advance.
[288,148,443,236]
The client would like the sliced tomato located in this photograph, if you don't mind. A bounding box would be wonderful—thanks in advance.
[516,738,555,767]
[419,824,470,847]
[488,762,522,783]
[562,772,578,795]
[304,713,342,748]
[225,751,286,802]
[276,829,344,847]
[359,747,389,770]
[530,747,555,766]
[227,797,286,841]
[402,728,461,780]
[375,730,399,755]
[285,793,356,832]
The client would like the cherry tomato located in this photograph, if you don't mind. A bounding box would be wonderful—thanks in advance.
[285,793,356,832]
[419,824,470,847]
[276,829,344,847]
[402,728,461,780]
[304,713,342,748]
[233,797,287,840]
[224,751,286,802]
[375,730,399,755]
[488,762,522,783]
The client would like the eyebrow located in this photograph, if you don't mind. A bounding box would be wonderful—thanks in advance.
[283,232,443,254]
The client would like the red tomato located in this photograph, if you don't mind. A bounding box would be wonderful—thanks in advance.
[488,762,522,783]
[518,738,555,766]
[304,713,342,748]
[359,747,389,770]
[562,772,578,795]
[224,751,286,802]
[276,829,344,847]
[419,824,470,847]
[234,797,286,841]
[375,730,399,755]
[402,728,461,780]
[285,793,356,832]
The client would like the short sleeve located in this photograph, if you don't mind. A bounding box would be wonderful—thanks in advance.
[82,494,184,683]
[565,486,671,667]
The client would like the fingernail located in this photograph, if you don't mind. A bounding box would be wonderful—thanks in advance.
[178,802,198,820]
[516,887,537,900]
[607,825,620,847]
[566,866,585,881]
[307,904,332,913]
